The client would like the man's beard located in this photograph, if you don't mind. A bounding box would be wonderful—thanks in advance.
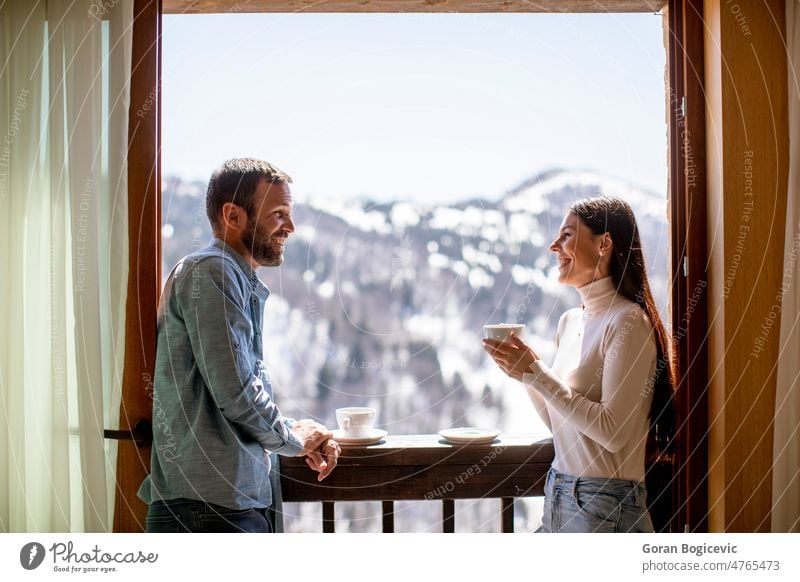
[242,221,284,267]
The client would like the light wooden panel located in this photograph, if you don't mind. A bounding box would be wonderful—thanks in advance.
[703,0,788,532]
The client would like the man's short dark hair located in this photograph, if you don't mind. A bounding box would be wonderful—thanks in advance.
[206,158,293,231]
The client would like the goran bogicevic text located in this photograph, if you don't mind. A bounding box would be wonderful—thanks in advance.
[643,543,738,558]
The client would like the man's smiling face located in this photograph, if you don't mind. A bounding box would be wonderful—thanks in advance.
[241,178,295,267]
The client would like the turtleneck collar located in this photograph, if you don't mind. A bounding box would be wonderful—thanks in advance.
[576,275,620,315]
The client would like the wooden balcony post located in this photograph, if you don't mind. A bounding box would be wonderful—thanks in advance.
[322,502,336,533]
[442,499,455,533]
[382,501,395,533]
[501,497,515,533]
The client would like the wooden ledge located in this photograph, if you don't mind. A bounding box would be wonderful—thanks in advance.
[280,433,554,502]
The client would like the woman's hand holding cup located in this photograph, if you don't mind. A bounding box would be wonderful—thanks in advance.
[482,326,541,382]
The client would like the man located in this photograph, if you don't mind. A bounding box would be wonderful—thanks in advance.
[138,158,339,532]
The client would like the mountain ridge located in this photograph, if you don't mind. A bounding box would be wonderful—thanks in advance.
[161,165,668,431]
[160,166,669,532]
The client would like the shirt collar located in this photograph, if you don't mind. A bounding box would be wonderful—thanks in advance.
[210,237,255,275]
[209,237,270,297]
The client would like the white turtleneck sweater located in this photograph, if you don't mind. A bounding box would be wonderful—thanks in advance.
[523,276,657,481]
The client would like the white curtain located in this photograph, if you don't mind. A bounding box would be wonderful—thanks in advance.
[0,0,132,532]
[772,0,800,533]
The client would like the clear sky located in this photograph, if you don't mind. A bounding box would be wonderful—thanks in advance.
[163,12,667,203]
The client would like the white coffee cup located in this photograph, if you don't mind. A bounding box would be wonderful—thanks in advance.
[336,407,376,437]
[483,323,525,341]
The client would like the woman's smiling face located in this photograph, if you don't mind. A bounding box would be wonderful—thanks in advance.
[548,212,610,288]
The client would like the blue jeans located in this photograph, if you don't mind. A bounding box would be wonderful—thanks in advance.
[536,467,654,533]
[145,498,274,533]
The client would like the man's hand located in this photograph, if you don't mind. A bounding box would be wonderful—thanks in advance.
[291,419,340,481]
[308,439,340,481]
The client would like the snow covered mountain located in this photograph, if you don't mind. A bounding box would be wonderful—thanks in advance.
[161,168,668,531]
[162,167,668,434]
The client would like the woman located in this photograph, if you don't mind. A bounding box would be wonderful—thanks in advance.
[484,196,675,533]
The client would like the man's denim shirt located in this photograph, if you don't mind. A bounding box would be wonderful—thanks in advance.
[137,237,303,510]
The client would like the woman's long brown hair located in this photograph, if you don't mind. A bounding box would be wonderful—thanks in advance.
[569,196,676,463]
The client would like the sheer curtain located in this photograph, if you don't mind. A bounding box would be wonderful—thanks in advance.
[0,0,132,532]
[773,0,800,533]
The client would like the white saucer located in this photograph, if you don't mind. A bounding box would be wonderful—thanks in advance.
[332,428,388,446]
[439,427,501,445]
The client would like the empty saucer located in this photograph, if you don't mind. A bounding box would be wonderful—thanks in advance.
[438,427,501,445]
[332,428,388,446]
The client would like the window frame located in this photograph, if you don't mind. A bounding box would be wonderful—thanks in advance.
[117,0,710,532]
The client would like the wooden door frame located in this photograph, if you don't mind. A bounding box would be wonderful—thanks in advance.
[117,0,711,532]
[666,0,709,533]
[115,0,161,532]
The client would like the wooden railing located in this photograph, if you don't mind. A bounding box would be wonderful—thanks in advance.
[280,434,554,532]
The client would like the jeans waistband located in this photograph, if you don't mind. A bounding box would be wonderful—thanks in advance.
[547,467,646,506]
[150,498,266,513]
[547,467,645,487]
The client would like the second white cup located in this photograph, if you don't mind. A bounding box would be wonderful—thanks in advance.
[483,323,525,341]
